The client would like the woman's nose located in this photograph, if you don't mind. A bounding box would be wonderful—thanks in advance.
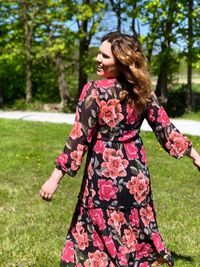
[96,53,101,63]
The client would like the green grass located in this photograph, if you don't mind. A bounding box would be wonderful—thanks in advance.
[179,111,200,121]
[0,119,200,267]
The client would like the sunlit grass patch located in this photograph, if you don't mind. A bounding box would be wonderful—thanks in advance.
[0,119,199,266]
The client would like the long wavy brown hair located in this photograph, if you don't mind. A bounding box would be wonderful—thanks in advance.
[102,32,152,110]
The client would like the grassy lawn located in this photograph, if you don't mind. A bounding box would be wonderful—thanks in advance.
[0,119,200,267]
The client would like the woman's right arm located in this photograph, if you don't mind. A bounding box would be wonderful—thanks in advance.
[40,81,99,201]
[40,168,64,200]
[187,147,200,171]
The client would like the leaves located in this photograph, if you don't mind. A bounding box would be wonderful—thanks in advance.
[130,166,139,176]
[0,0,199,108]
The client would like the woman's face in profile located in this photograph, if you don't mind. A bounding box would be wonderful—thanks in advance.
[96,40,120,79]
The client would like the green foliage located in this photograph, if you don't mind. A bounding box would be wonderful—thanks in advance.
[163,83,200,117]
[0,0,199,113]
[0,57,25,103]
[0,119,200,266]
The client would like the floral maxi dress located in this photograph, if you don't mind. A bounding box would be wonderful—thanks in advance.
[56,79,192,267]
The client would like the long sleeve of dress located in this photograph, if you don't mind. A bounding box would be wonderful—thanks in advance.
[55,81,99,176]
[145,93,192,159]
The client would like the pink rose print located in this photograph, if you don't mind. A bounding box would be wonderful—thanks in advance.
[101,148,128,179]
[84,250,108,267]
[140,145,147,164]
[117,246,128,265]
[75,264,83,267]
[82,180,89,204]
[165,131,190,157]
[94,140,105,154]
[70,144,86,170]
[148,108,155,122]
[87,161,93,180]
[87,197,94,208]
[126,172,149,204]
[91,88,99,98]
[126,103,138,124]
[135,243,153,260]
[107,209,126,234]
[124,141,139,160]
[92,230,104,250]
[70,121,82,139]
[56,152,68,172]
[61,240,75,263]
[98,179,118,201]
[139,262,149,267]
[129,208,139,228]
[103,235,117,258]
[99,99,124,128]
[152,232,165,253]
[122,228,138,253]
[157,107,170,127]
[87,128,95,143]
[80,206,84,216]
[140,205,155,227]
[89,209,106,230]
[118,130,136,142]
[73,222,89,250]
[95,79,116,88]
[79,82,92,101]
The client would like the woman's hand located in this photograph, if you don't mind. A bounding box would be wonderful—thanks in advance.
[40,168,64,201]
[187,147,200,171]
[40,179,59,201]
[193,157,200,171]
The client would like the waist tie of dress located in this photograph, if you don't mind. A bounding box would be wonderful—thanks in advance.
[96,134,140,143]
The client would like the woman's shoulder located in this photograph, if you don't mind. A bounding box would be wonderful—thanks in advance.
[80,79,121,103]
[93,78,118,89]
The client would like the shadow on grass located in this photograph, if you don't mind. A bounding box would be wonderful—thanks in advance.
[171,251,194,264]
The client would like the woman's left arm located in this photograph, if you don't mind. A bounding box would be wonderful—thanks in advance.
[187,147,200,171]
[145,93,192,159]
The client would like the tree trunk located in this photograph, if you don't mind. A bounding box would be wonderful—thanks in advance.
[25,50,32,104]
[0,88,3,108]
[146,14,157,63]
[78,35,89,97]
[110,0,121,32]
[55,53,70,109]
[155,0,176,103]
[77,0,104,97]
[156,49,168,103]
[22,1,34,104]
[117,4,121,33]
[78,0,89,98]
[131,3,139,37]
[186,0,193,111]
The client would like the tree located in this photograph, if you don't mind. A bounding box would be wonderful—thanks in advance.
[138,1,161,63]
[147,0,177,103]
[183,0,199,111]
[174,0,199,111]
[124,0,141,37]
[186,0,194,111]
[20,1,38,104]
[0,2,25,105]
[75,0,106,96]
[109,0,122,32]
[35,0,76,109]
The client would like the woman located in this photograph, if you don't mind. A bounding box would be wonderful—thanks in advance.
[40,32,200,267]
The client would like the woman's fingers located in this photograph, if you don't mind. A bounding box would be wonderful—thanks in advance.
[40,179,59,201]
[193,159,200,171]
[40,192,52,201]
